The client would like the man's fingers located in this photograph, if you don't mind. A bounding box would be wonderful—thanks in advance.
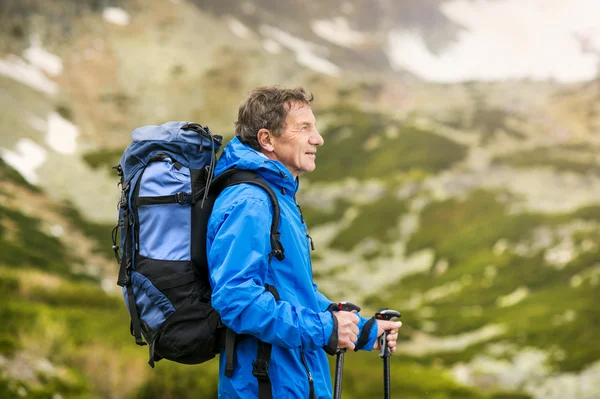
[334,311,362,350]
[382,321,402,329]
[339,337,355,351]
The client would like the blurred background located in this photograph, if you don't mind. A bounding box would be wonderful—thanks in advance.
[1,0,599,398]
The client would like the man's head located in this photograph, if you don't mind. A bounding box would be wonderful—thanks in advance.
[236,86,324,178]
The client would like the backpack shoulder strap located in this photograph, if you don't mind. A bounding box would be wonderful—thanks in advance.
[213,168,285,262]
[214,169,284,399]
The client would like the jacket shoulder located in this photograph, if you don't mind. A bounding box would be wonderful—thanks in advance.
[208,183,274,231]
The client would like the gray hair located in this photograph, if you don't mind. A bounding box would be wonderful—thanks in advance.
[235,86,314,151]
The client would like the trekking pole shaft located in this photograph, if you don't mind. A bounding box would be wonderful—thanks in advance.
[375,309,401,399]
[332,302,360,399]
[333,349,345,399]
[383,356,391,399]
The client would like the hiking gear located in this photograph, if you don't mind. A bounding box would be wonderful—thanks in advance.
[206,137,380,398]
[375,309,401,399]
[333,302,361,399]
[112,122,284,377]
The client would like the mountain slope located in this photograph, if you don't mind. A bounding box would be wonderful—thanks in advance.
[1,0,599,398]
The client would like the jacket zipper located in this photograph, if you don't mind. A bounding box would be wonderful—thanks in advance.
[295,195,316,398]
[300,350,316,399]
[294,195,315,251]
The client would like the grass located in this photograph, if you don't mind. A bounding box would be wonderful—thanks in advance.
[301,199,351,227]
[59,201,115,260]
[0,265,220,399]
[434,91,526,144]
[494,148,600,175]
[329,190,409,251]
[81,148,124,174]
[379,189,600,372]
[0,204,76,278]
[309,104,468,182]
[0,158,41,193]
[338,352,527,399]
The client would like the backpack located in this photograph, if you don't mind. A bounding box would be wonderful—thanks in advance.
[111,121,285,368]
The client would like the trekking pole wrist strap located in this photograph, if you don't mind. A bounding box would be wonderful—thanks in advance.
[354,316,376,352]
[323,309,339,356]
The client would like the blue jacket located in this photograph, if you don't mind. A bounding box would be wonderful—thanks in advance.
[207,137,378,398]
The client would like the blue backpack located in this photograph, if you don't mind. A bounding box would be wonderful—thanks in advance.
[112,122,284,368]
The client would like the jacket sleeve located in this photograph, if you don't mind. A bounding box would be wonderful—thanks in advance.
[207,194,334,351]
[312,282,335,311]
[312,284,377,351]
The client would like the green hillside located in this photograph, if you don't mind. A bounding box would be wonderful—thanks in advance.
[1,0,600,398]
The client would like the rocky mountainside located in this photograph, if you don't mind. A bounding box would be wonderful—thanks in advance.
[1,0,600,398]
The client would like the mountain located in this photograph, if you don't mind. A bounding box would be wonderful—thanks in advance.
[1,0,600,398]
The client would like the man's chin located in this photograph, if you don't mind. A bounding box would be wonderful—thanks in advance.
[304,164,317,173]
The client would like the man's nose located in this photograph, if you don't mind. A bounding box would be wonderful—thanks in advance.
[310,129,324,146]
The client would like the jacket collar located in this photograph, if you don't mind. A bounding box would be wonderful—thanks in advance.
[215,136,299,194]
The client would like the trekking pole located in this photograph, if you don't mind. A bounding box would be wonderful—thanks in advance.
[333,301,361,399]
[375,309,401,399]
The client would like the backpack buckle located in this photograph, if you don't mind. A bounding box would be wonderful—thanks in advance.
[176,192,191,204]
[251,359,269,381]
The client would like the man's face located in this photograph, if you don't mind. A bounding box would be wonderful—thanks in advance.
[271,102,324,179]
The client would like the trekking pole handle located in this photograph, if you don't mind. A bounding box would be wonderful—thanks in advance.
[375,309,401,358]
[337,301,361,313]
[336,302,361,354]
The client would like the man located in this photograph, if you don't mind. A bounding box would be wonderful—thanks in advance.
[206,86,402,398]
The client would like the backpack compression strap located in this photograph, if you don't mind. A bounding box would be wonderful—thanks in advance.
[210,168,285,262]
[114,166,146,347]
[223,284,280,399]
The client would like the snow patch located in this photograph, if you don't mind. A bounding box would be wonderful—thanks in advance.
[424,165,600,213]
[260,25,340,76]
[388,0,600,82]
[103,7,131,26]
[397,324,506,356]
[0,55,58,96]
[263,39,282,54]
[454,349,600,399]
[0,38,62,95]
[49,224,64,238]
[46,113,79,155]
[311,17,366,48]
[228,18,252,39]
[0,138,48,184]
[23,38,63,76]
[496,286,529,307]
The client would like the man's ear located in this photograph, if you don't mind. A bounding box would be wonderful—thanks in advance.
[257,128,275,153]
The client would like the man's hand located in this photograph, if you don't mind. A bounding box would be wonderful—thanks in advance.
[333,311,360,351]
[372,320,402,352]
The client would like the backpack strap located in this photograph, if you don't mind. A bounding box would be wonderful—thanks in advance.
[135,154,193,206]
[213,168,284,398]
[116,173,147,347]
[115,162,157,349]
[224,328,238,378]
[223,284,280,399]
[212,168,285,262]
[253,283,280,399]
